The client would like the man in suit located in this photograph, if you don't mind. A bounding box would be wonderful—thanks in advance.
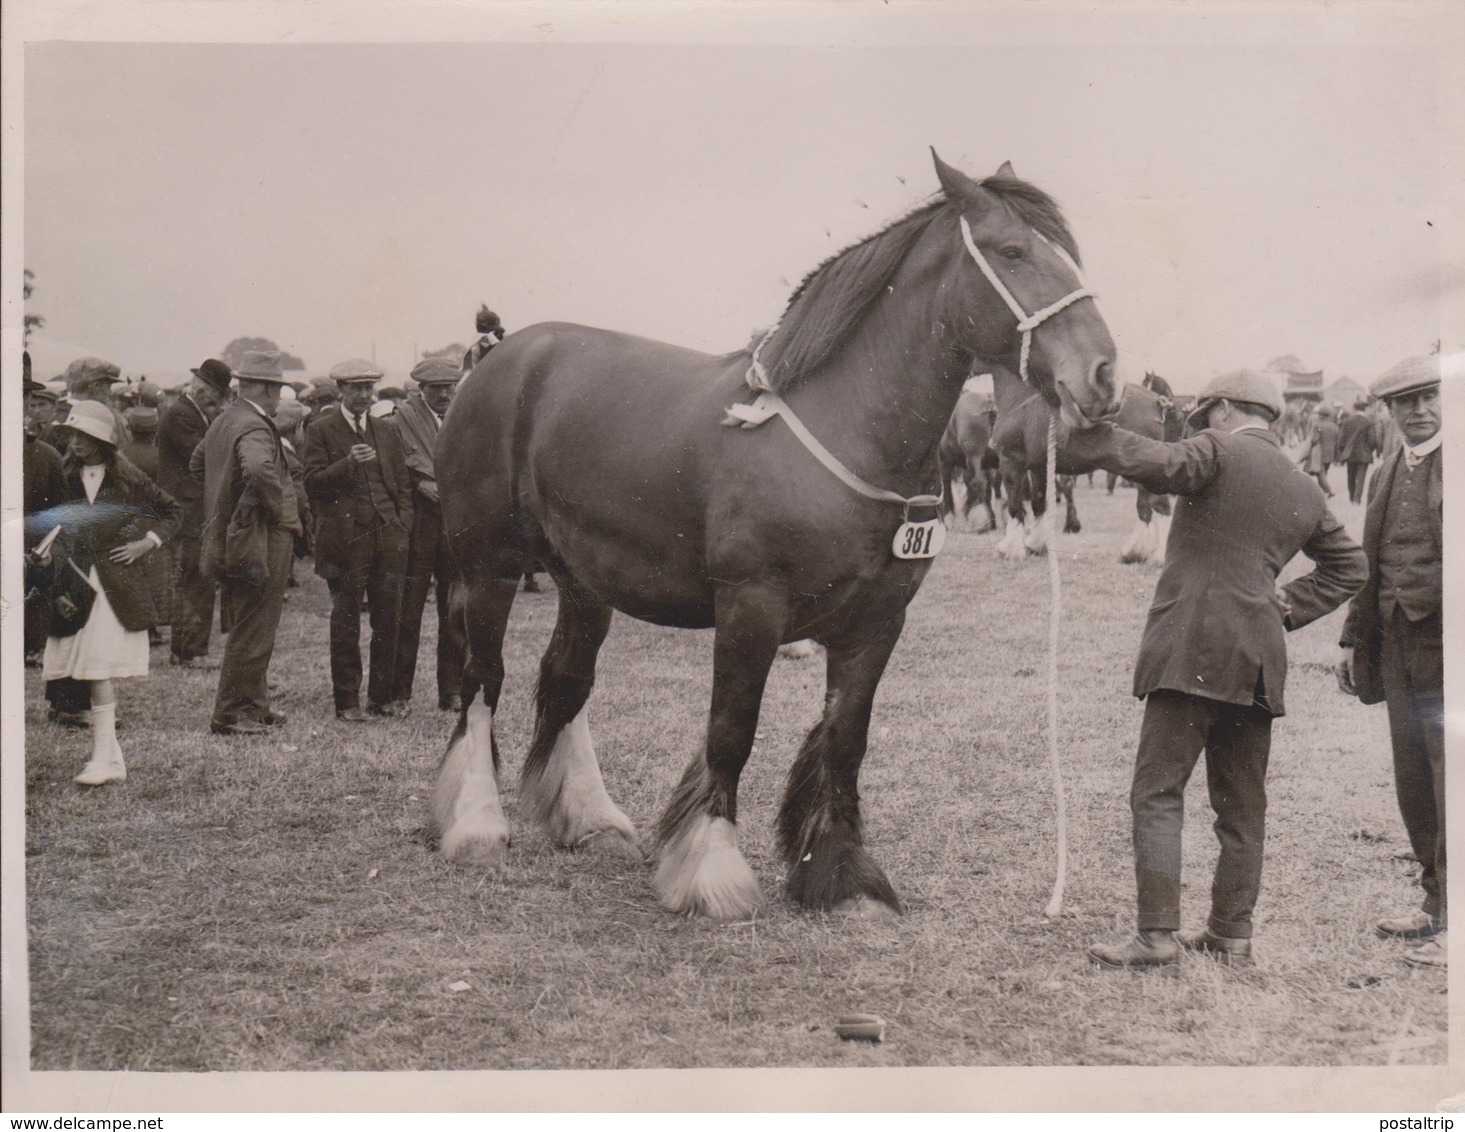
[1063,370,1367,969]
[23,364,67,665]
[303,360,414,722]
[392,357,468,712]
[1300,402,1341,497]
[1337,355,1446,968]
[461,304,504,376]
[196,351,302,736]
[159,358,232,669]
[1337,397,1382,505]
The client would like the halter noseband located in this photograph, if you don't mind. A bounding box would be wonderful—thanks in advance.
[958,215,1095,387]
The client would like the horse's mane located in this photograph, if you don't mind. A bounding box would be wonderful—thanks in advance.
[754,175,1079,393]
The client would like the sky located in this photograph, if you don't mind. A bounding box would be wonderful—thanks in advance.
[16,6,1463,394]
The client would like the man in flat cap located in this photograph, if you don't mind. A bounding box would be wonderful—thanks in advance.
[392,357,468,712]
[23,358,67,665]
[303,360,414,722]
[195,350,302,735]
[462,305,505,377]
[300,377,341,427]
[160,359,233,669]
[1062,369,1366,969]
[1338,355,1446,968]
[1337,396,1382,506]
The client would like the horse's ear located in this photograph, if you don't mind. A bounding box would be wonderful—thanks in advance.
[931,148,982,205]
[994,160,1016,180]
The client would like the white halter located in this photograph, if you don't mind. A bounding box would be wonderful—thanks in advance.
[958,214,1095,387]
[728,211,1093,510]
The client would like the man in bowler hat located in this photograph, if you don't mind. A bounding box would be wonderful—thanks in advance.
[303,360,414,722]
[195,351,301,735]
[159,358,233,669]
[1338,355,1446,968]
[392,357,468,712]
[1064,369,1366,969]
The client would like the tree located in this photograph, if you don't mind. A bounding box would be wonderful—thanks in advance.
[221,337,305,371]
[422,342,467,361]
[23,269,44,345]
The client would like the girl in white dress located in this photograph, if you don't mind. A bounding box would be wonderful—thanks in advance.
[37,401,180,785]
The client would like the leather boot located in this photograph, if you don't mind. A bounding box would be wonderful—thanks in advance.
[1088,929,1179,969]
[1177,927,1254,966]
[75,703,127,786]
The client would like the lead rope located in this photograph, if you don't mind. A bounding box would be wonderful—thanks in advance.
[1043,409,1068,919]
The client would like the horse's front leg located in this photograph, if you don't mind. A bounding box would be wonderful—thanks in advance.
[778,615,905,918]
[654,584,786,920]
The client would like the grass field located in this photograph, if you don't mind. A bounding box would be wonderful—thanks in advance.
[21,474,1445,1073]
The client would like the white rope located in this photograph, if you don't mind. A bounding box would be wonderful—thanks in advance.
[1043,409,1068,919]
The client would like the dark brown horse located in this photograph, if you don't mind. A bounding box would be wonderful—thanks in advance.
[431,152,1118,921]
[983,366,1182,561]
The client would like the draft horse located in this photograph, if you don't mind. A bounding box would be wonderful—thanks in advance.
[937,385,999,532]
[431,152,1118,921]
[984,367,1182,561]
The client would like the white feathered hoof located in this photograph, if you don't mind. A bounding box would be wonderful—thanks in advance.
[1118,518,1154,564]
[996,518,1029,559]
[830,895,901,922]
[1024,522,1050,556]
[432,695,510,870]
[523,711,641,859]
[777,639,820,661]
[655,814,766,921]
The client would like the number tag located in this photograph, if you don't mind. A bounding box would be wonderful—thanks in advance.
[892,518,946,560]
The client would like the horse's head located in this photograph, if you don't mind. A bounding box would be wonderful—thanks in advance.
[932,151,1118,428]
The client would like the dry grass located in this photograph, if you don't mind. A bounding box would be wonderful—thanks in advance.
[23,475,1444,1070]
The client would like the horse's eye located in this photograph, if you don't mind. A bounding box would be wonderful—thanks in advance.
[1000,246,1024,261]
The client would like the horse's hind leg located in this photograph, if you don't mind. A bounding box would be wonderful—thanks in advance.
[996,461,1029,558]
[1119,487,1159,564]
[432,565,518,868]
[655,584,785,920]
[779,618,904,919]
[519,574,638,856]
[1062,477,1082,534]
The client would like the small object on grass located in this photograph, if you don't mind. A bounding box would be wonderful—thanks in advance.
[282,745,299,754]
[1392,848,1419,862]
[367,868,379,879]
[1345,974,1382,990]
[448,980,472,993]
[835,1013,886,1042]
[1351,828,1389,843]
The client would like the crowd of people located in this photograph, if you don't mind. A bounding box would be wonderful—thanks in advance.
[22,306,507,749]
[21,333,1445,971]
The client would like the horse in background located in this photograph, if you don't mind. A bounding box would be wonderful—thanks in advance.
[431,152,1118,922]
[984,367,1183,561]
[987,362,1084,557]
[938,382,999,532]
[1115,371,1185,566]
